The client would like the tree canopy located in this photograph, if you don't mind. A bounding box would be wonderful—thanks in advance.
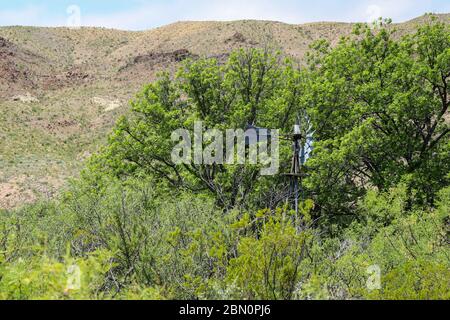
[92,20,449,224]
[91,48,305,209]
[303,21,449,221]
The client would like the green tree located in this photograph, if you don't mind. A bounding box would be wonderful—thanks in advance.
[90,48,304,209]
[303,20,449,222]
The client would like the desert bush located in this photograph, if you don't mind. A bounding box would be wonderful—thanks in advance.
[225,207,313,300]
[0,201,76,262]
[63,177,233,299]
[298,184,450,300]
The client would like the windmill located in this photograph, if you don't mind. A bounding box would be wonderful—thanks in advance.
[282,112,314,215]
[245,111,314,215]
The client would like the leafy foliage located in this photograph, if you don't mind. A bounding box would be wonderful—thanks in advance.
[303,20,450,221]
[0,20,448,300]
[90,48,302,209]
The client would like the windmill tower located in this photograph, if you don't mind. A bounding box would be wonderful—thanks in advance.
[283,114,314,215]
[245,112,313,215]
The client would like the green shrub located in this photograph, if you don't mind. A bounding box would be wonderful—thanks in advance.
[0,250,113,300]
[225,207,314,300]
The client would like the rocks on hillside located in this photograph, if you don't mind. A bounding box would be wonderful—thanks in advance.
[92,97,122,112]
[0,36,12,49]
[120,49,198,72]
[134,49,196,64]
[66,70,89,81]
[0,36,16,59]
[12,92,39,103]
[225,32,247,44]
[225,32,258,46]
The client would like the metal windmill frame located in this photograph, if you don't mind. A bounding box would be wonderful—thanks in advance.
[247,111,314,215]
[280,112,314,215]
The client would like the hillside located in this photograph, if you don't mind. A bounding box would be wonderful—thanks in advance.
[0,13,449,209]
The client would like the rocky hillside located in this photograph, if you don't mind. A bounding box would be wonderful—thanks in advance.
[0,14,449,209]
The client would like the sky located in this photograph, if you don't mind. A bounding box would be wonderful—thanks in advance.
[0,0,449,30]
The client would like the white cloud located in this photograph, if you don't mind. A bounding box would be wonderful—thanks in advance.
[366,4,382,23]
[79,0,444,30]
[0,5,43,26]
[0,4,68,27]
[80,2,171,29]
[79,0,307,30]
[183,0,307,23]
[354,0,435,23]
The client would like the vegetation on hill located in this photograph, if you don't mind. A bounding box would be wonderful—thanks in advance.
[1,14,449,210]
[0,18,449,300]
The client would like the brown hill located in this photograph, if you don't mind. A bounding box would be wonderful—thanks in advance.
[0,14,449,209]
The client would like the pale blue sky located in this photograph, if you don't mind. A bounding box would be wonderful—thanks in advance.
[0,0,449,30]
